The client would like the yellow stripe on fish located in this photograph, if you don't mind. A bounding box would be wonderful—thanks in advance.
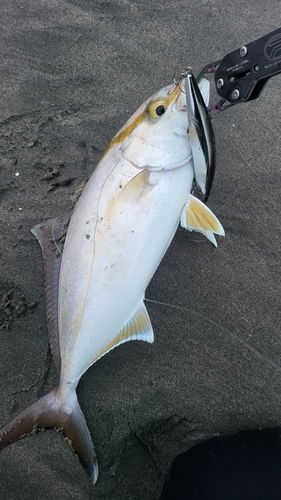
[104,84,181,155]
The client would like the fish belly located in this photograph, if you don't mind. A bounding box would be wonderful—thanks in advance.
[58,157,194,384]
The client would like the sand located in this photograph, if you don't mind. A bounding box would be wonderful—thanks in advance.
[1,1,281,498]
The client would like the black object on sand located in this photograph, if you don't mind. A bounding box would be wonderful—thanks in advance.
[159,428,281,499]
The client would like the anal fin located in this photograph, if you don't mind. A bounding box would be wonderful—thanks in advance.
[92,301,154,365]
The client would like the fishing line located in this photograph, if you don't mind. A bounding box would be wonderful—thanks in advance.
[144,298,281,373]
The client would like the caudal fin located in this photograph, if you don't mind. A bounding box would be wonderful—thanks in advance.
[0,388,98,484]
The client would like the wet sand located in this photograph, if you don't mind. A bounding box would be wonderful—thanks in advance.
[1,1,281,498]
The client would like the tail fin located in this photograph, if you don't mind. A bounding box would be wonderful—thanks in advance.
[0,388,98,484]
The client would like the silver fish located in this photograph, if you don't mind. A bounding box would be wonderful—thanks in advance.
[0,77,224,483]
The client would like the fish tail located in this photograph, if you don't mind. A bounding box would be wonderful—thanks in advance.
[0,387,98,484]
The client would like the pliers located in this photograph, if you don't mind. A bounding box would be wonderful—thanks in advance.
[185,26,281,201]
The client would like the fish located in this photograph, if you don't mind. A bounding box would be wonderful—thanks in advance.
[0,76,224,484]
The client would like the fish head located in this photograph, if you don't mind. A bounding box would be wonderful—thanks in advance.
[106,78,209,171]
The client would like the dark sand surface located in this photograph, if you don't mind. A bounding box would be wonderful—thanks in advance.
[1,1,281,499]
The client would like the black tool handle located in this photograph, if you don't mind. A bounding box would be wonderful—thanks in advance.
[215,27,281,103]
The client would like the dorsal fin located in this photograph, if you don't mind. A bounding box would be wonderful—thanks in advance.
[31,216,69,373]
[181,194,224,247]
[70,178,89,203]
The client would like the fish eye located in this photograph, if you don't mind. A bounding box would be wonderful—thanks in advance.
[147,99,167,120]
[155,104,165,116]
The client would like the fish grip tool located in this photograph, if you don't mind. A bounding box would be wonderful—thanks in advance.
[185,27,281,200]
[196,26,281,114]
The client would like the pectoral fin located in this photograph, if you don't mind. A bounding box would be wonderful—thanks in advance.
[92,301,154,365]
[181,194,224,247]
[117,169,155,204]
